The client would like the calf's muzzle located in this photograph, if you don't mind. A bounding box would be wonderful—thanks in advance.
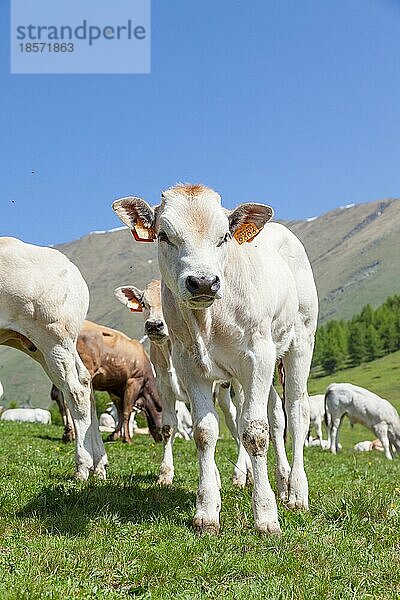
[185,275,220,297]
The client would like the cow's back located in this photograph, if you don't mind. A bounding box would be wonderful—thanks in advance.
[0,237,88,339]
[78,321,146,389]
[327,383,400,426]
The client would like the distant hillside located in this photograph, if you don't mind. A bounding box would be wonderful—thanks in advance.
[1,197,399,407]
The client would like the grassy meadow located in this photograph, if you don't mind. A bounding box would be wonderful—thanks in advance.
[0,352,399,598]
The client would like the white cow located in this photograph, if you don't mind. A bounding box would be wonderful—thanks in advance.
[325,383,400,460]
[354,439,384,453]
[113,183,318,535]
[1,407,51,424]
[115,280,254,487]
[0,237,107,479]
[305,394,326,447]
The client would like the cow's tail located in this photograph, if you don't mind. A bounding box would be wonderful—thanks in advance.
[51,384,61,403]
[277,360,288,443]
[324,386,333,433]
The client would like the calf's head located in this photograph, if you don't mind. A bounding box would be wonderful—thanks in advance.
[135,394,163,443]
[115,280,169,344]
[113,184,273,309]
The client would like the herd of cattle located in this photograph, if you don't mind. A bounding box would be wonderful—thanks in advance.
[1,183,399,536]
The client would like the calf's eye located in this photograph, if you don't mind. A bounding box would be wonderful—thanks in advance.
[158,231,172,245]
[217,232,231,247]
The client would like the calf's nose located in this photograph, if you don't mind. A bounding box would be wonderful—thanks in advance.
[145,320,164,333]
[186,275,220,296]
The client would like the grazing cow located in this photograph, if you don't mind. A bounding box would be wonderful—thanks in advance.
[113,183,318,534]
[51,320,162,444]
[325,383,400,460]
[0,237,107,479]
[115,280,252,486]
[1,407,51,424]
[305,394,326,447]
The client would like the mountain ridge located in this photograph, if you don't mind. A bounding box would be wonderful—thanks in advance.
[1,197,399,406]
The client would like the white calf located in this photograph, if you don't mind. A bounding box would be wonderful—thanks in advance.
[1,407,51,424]
[354,439,384,453]
[325,383,400,460]
[0,237,107,479]
[113,183,317,534]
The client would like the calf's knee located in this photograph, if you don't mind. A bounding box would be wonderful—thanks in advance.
[193,413,218,450]
[242,420,269,456]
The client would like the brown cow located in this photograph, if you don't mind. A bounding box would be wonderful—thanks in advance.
[52,320,162,444]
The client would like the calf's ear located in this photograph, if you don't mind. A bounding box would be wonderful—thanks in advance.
[228,203,274,244]
[112,197,157,242]
[114,286,144,312]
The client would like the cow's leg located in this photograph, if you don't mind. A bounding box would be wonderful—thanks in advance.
[45,344,107,480]
[325,409,332,450]
[52,386,75,442]
[217,383,249,487]
[90,392,108,477]
[240,340,280,535]
[176,358,220,534]
[158,377,178,485]
[373,422,392,460]
[315,416,323,446]
[268,385,290,502]
[282,335,313,511]
[329,416,341,454]
[64,405,75,442]
[108,395,123,441]
[230,380,253,487]
[121,378,142,444]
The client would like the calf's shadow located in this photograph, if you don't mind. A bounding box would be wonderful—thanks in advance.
[18,473,195,537]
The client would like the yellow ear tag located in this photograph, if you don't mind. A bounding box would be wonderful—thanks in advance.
[233,222,263,244]
[129,300,143,313]
[131,219,157,242]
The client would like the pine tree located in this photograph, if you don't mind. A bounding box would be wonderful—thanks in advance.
[347,321,367,366]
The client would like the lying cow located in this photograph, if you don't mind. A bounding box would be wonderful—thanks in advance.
[115,280,252,486]
[305,394,326,447]
[113,183,318,535]
[354,439,384,453]
[325,383,400,460]
[0,237,106,479]
[1,407,51,424]
[51,320,162,444]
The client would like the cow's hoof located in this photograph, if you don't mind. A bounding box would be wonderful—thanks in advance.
[286,489,309,510]
[256,521,282,536]
[157,475,173,486]
[92,456,108,480]
[75,466,90,481]
[193,516,220,536]
[276,480,289,503]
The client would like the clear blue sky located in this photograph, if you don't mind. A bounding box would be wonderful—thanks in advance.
[1,0,400,246]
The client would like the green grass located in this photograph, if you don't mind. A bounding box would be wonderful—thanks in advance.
[1,417,400,599]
